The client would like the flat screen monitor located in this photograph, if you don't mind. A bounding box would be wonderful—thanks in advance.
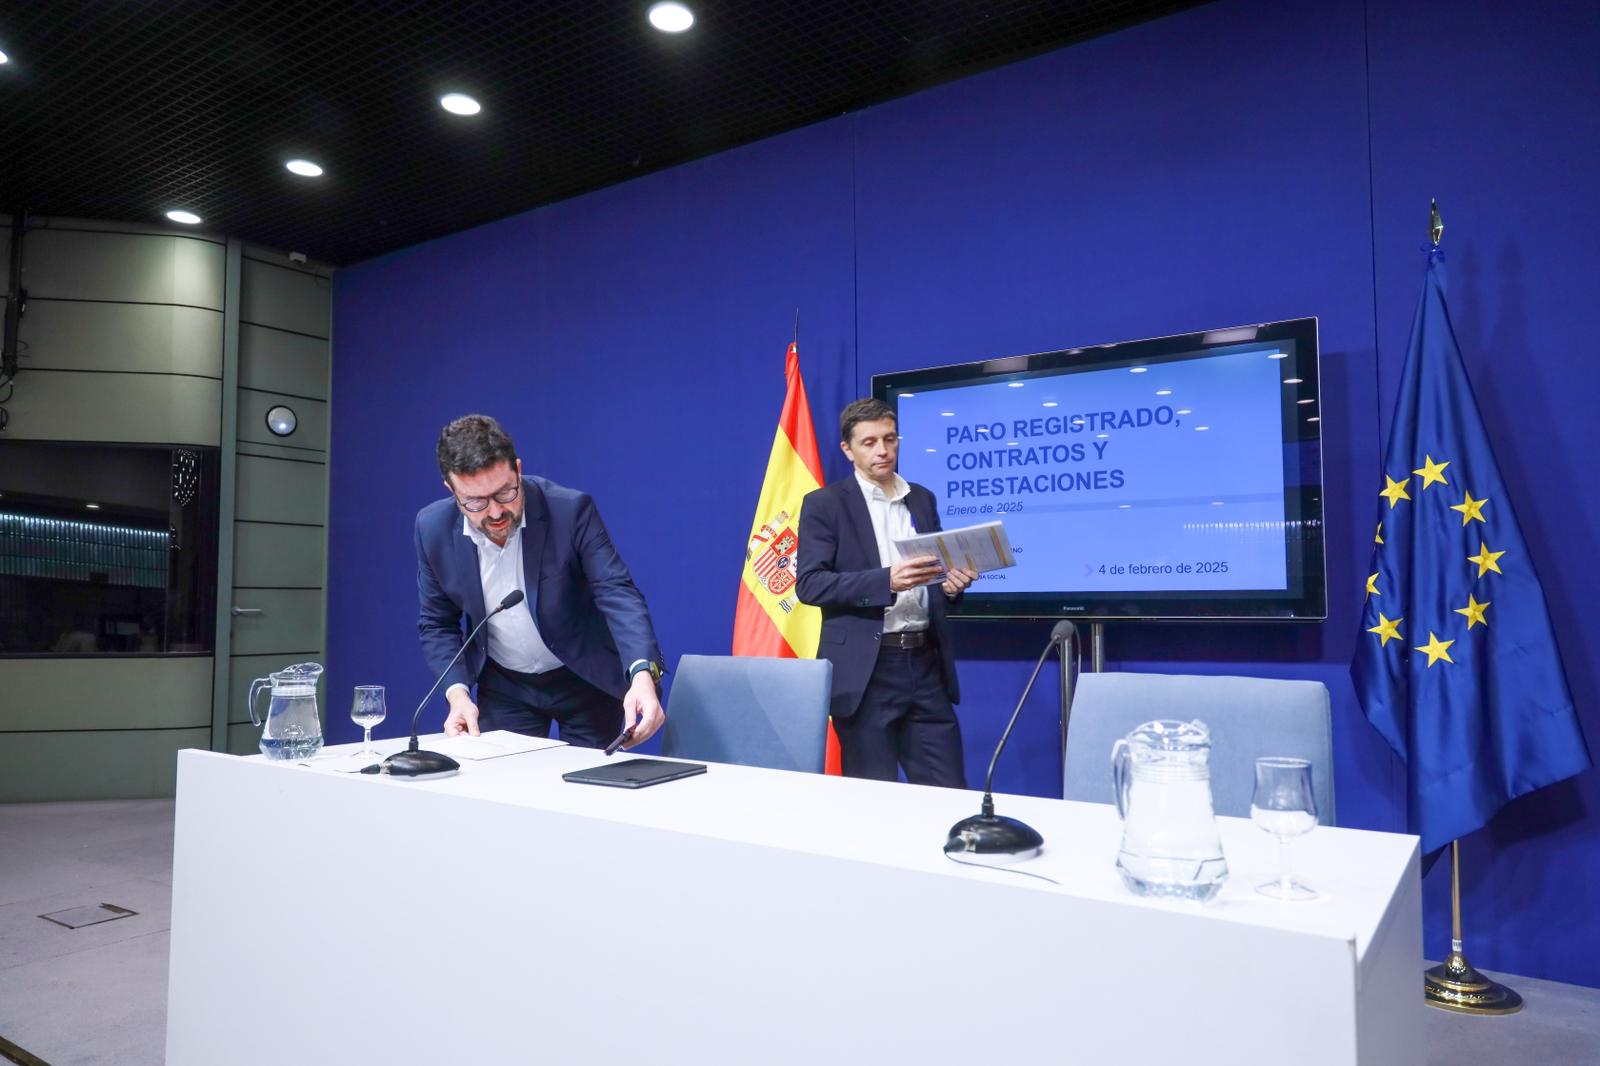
[874,319,1325,621]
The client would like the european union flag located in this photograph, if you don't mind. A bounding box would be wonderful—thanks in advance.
[1353,247,1592,855]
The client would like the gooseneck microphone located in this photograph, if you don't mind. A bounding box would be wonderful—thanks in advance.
[381,589,526,780]
[944,620,1076,862]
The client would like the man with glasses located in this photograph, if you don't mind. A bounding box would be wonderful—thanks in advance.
[415,414,666,748]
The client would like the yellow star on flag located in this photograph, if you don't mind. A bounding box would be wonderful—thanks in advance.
[1365,572,1380,598]
[1468,541,1506,577]
[1380,474,1412,509]
[1414,631,1456,667]
[1450,490,1487,526]
[1375,522,1384,545]
[1455,594,1491,630]
[1368,613,1403,646]
[1412,455,1450,489]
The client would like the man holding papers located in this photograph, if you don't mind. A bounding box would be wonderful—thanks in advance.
[415,414,666,749]
[797,398,977,787]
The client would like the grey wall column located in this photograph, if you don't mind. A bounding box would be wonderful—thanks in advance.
[209,238,243,751]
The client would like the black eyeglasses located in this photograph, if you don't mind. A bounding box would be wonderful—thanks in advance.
[455,481,521,513]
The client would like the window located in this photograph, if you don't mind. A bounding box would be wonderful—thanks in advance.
[0,442,220,655]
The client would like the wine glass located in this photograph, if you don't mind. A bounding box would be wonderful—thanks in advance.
[351,685,386,758]
[1251,756,1318,900]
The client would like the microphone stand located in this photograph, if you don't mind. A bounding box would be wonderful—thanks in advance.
[945,621,1076,862]
[380,590,524,780]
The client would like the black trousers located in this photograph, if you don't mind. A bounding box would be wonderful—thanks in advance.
[833,642,966,789]
[476,658,623,750]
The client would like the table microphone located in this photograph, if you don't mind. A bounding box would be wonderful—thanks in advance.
[381,589,525,780]
[944,620,1076,862]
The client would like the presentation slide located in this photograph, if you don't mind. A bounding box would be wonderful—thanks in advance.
[895,348,1289,593]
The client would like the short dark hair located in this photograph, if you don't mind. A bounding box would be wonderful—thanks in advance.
[839,397,896,443]
[437,414,518,480]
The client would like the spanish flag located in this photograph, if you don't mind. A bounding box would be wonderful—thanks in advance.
[733,341,841,774]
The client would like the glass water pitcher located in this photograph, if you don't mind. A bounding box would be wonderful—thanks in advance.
[248,662,325,761]
[1111,719,1228,901]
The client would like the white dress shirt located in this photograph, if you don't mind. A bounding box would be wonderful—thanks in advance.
[444,510,562,699]
[855,470,929,634]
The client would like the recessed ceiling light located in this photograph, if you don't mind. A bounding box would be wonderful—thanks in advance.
[1283,377,1304,384]
[925,448,936,453]
[440,93,481,116]
[939,411,955,417]
[1129,366,1148,374]
[285,159,323,177]
[1007,382,1025,388]
[1297,398,1315,405]
[1307,416,1321,423]
[1176,408,1192,415]
[900,392,916,398]
[166,210,202,225]
[1096,432,1109,439]
[0,49,9,65]
[85,502,100,510]
[1042,401,1059,408]
[1195,426,1210,431]
[649,2,695,32]
[1155,389,1172,396]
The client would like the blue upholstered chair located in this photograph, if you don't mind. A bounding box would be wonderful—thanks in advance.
[659,654,834,774]
[1063,672,1337,826]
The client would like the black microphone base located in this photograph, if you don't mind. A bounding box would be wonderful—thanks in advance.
[945,812,1044,864]
[382,748,461,780]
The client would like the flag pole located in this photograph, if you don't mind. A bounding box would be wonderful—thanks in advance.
[1424,839,1523,1013]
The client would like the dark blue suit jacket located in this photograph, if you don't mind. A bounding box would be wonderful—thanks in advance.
[796,476,960,720]
[415,476,663,700]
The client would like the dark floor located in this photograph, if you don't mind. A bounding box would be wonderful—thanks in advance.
[0,799,1596,1065]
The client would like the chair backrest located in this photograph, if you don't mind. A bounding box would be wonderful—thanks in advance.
[660,654,834,774]
[1063,672,1337,826]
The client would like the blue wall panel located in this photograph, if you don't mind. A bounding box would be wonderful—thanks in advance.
[326,0,1597,984]
[1365,0,1600,986]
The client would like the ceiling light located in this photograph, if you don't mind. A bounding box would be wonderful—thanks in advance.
[1129,366,1148,374]
[900,392,916,398]
[1297,398,1315,405]
[0,49,9,65]
[1155,389,1172,396]
[1283,377,1303,384]
[1176,408,1192,415]
[925,448,936,453]
[440,93,481,116]
[85,502,100,510]
[285,159,323,177]
[166,210,202,225]
[1007,382,1025,388]
[1042,401,1059,408]
[1268,352,1289,360]
[940,411,955,417]
[1195,426,1210,431]
[649,2,695,32]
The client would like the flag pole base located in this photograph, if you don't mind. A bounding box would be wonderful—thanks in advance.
[1424,951,1523,1014]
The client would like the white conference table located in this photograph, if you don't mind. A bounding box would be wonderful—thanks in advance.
[166,739,1421,1065]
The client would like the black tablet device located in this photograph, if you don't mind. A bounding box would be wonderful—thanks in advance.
[562,758,708,789]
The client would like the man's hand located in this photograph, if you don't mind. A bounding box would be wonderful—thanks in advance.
[621,671,665,748]
[942,566,978,598]
[890,554,944,592]
[443,689,481,737]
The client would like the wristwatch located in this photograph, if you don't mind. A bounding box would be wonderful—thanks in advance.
[627,659,663,687]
